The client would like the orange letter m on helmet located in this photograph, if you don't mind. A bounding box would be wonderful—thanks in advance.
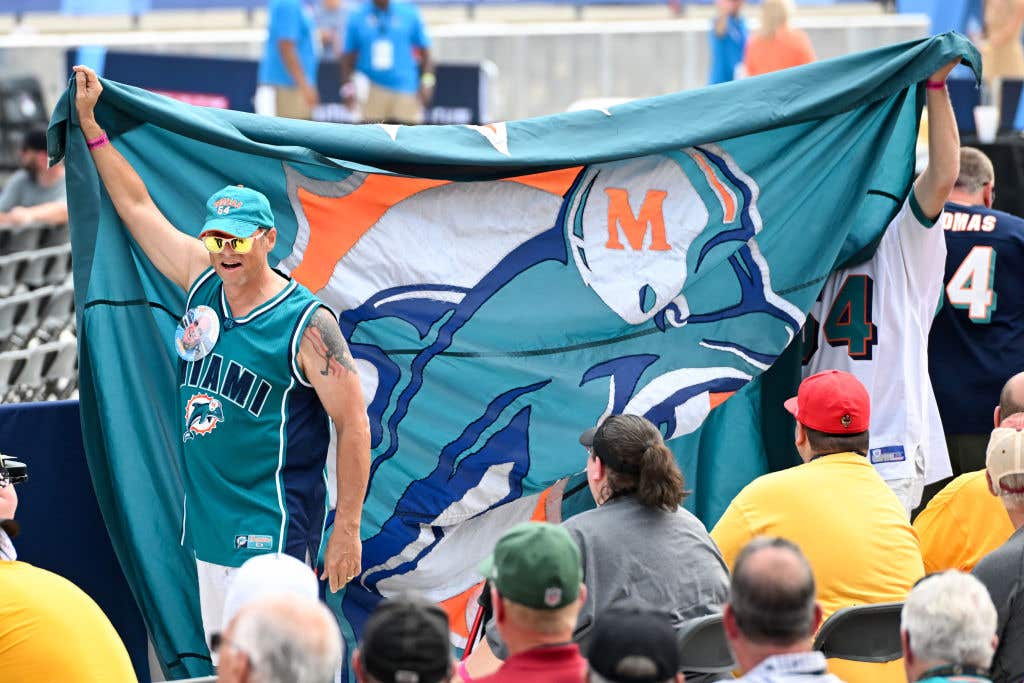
[604,188,670,251]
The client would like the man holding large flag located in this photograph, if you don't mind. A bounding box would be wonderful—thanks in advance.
[70,65,371,648]
[51,33,980,680]
[800,57,960,517]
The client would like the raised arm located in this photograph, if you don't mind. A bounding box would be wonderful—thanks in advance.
[72,66,208,292]
[297,307,371,593]
[913,59,961,220]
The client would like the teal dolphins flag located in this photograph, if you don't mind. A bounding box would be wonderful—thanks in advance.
[49,33,978,680]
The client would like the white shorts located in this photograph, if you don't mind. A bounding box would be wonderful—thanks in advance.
[196,558,239,664]
[883,447,926,518]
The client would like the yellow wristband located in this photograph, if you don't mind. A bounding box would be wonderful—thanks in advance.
[420,72,436,88]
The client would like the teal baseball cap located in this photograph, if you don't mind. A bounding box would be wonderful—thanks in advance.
[200,185,275,238]
[479,522,582,610]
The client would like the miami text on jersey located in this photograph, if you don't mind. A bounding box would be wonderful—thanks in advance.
[179,353,272,420]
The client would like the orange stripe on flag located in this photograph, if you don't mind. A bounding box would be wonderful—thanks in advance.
[531,487,554,522]
[692,154,737,223]
[504,167,583,197]
[290,176,449,292]
[709,391,735,410]
[440,581,485,642]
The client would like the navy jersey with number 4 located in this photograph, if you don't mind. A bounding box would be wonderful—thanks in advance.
[929,201,1024,435]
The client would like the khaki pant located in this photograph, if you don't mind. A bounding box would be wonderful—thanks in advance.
[363,83,423,124]
[274,86,313,120]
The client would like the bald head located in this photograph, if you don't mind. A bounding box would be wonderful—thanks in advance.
[999,373,1024,425]
[230,596,342,683]
[730,538,817,645]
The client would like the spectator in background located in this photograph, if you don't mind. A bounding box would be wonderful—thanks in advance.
[972,418,1024,683]
[901,571,998,683]
[353,596,455,683]
[469,522,588,683]
[723,537,840,683]
[743,0,815,77]
[712,370,922,683]
[709,0,747,84]
[341,0,433,124]
[930,150,1024,479]
[317,0,347,58]
[0,128,67,227]
[216,595,343,683]
[981,0,1024,82]
[586,607,683,683]
[0,459,136,682]
[465,415,729,683]
[913,373,1023,574]
[259,0,320,120]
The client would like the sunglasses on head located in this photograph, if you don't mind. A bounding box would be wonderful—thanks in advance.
[202,230,265,254]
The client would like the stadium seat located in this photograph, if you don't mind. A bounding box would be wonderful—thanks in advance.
[12,288,46,342]
[13,244,72,291]
[0,286,48,348]
[39,223,70,249]
[0,223,46,256]
[812,602,904,663]
[42,339,76,382]
[39,283,74,338]
[676,613,736,674]
[0,339,78,401]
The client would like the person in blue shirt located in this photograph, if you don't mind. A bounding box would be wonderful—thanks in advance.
[709,0,747,85]
[340,0,433,124]
[259,0,321,120]
[316,0,347,58]
[929,147,1024,477]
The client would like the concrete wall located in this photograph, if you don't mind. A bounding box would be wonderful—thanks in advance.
[0,13,929,122]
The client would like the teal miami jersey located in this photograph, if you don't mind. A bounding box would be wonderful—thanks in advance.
[178,268,331,567]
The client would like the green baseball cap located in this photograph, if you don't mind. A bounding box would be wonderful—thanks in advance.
[479,522,582,610]
[200,185,275,238]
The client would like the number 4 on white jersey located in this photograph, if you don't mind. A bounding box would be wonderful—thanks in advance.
[946,246,997,323]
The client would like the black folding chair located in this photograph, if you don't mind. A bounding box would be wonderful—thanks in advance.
[813,602,904,663]
[676,613,736,674]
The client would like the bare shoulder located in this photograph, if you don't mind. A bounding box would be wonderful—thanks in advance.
[301,307,357,379]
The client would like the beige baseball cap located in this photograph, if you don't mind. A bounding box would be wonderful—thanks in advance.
[986,426,1024,495]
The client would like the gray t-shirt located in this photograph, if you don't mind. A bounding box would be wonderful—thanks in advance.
[487,495,730,680]
[973,524,1024,683]
[0,169,65,213]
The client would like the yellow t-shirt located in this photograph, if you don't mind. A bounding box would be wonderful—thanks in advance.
[913,469,1014,574]
[0,560,136,682]
[711,452,923,683]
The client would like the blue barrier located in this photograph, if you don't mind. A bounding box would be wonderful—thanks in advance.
[0,400,150,683]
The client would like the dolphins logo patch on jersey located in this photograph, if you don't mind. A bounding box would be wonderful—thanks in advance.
[183,393,225,443]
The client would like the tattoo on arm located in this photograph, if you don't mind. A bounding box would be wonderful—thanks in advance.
[306,309,357,378]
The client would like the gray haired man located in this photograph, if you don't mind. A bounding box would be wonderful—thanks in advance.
[215,595,343,683]
[901,571,998,683]
[722,537,840,683]
[973,417,1024,683]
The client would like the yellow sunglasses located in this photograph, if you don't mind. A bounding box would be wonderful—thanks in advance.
[202,230,264,254]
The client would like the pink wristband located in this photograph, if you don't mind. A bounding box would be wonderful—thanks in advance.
[86,132,109,150]
[925,80,946,90]
[458,660,474,682]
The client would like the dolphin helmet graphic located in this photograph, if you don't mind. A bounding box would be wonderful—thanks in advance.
[183,393,225,442]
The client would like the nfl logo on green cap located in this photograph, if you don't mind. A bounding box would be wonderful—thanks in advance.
[479,521,583,610]
[200,185,276,238]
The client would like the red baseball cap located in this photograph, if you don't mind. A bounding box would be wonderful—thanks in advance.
[784,370,870,434]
